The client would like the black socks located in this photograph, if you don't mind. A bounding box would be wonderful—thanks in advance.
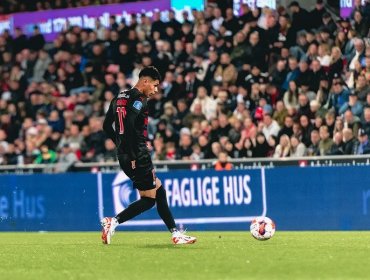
[156,186,177,232]
[115,186,177,232]
[115,196,155,224]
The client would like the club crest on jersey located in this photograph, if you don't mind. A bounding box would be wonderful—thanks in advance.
[133,100,143,111]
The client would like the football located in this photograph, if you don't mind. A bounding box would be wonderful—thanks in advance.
[250,217,276,241]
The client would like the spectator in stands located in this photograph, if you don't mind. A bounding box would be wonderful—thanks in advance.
[152,136,166,161]
[214,53,237,87]
[28,26,45,51]
[353,11,369,38]
[214,151,233,171]
[183,102,206,129]
[273,134,290,158]
[307,129,321,156]
[355,128,370,154]
[277,115,294,140]
[34,144,57,164]
[330,78,350,113]
[288,1,310,41]
[348,38,365,73]
[339,91,363,117]
[283,80,299,110]
[283,57,300,92]
[272,101,288,127]
[362,108,370,137]
[321,12,337,35]
[342,128,358,155]
[343,109,361,137]
[350,0,366,19]
[262,112,280,140]
[251,132,270,158]
[319,125,334,155]
[290,135,306,157]
[190,86,217,121]
[355,75,370,102]
[55,143,78,172]
[310,0,327,29]
[328,131,344,155]
[102,139,116,162]
[177,127,193,160]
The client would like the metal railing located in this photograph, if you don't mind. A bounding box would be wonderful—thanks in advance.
[1,154,370,174]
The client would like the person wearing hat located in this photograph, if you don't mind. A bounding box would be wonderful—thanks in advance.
[321,12,337,35]
[339,90,363,117]
[310,0,327,29]
[288,1,310,41]
[355,128,370,154]
[330,76,351,113]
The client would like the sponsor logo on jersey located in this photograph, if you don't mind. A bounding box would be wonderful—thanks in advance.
[133,100,143,111]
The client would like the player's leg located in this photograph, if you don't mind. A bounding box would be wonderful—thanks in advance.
[101,156,156,244]
[152,177,197,244]
[152,177,176,232]
[113,168,156,224]
[132,172,196,244]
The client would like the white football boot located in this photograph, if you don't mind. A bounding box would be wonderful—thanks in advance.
[101,217,118,245]
[172,230,197,245]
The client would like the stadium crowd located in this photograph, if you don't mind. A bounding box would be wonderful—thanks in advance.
[0,1,370,170]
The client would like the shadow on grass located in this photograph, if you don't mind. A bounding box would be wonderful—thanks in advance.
[136,244,205,249]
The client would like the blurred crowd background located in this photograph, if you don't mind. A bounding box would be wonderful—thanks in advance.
[0,0,370,171]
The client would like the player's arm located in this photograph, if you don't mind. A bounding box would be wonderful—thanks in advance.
[103,99,116,145]
[125,99,143,161]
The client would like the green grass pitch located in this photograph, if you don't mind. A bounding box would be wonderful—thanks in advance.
[1,231,370,280]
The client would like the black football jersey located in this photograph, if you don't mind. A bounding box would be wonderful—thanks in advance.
[103,88,149,160]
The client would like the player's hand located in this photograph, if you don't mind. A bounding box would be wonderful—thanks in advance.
[131,160,136,169]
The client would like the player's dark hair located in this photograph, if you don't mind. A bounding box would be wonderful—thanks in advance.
[139,66,161,81]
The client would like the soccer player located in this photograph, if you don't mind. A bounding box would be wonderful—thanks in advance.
[101,66,196,245]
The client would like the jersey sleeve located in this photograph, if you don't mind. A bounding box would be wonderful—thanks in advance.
[103,99,116,145]
[125,97,143,160]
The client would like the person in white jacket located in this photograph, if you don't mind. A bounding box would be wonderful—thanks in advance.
[190,86,217,121]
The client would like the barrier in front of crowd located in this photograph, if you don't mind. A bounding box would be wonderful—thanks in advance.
[1,165,370,231]
[1,154,370,174]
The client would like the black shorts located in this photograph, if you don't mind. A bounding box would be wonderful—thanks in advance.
[117,154,156,191]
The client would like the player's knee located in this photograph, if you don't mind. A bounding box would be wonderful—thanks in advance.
[155,184,166,199]
[155,177,162,188]
[142,196,156,209]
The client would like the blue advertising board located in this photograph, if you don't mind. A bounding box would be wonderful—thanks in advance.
[1,166,370,231]
[100,169,266,230]
[0,173,99,231]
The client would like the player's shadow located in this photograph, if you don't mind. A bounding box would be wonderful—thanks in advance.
[137,244,204,249]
